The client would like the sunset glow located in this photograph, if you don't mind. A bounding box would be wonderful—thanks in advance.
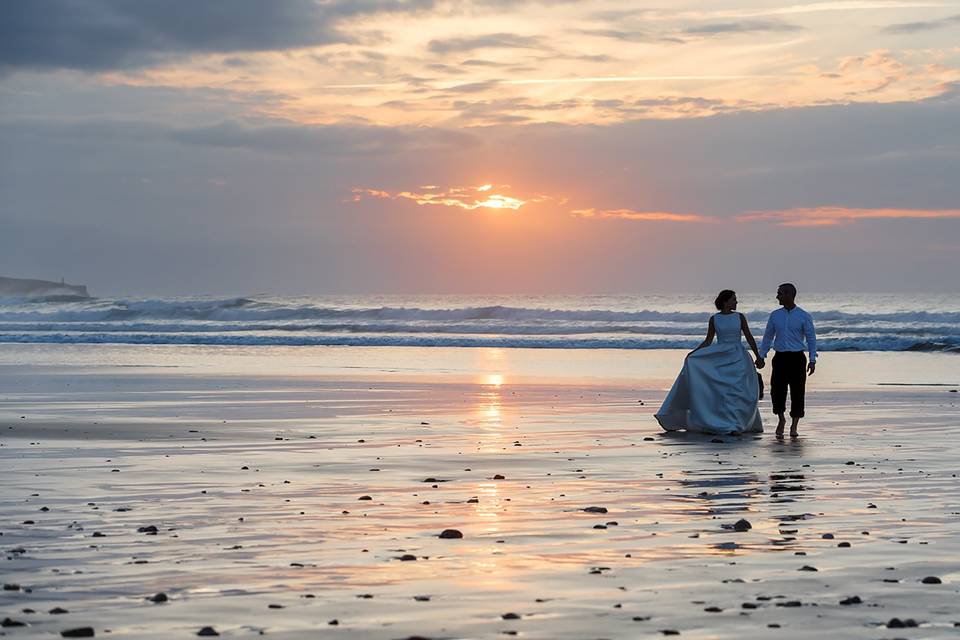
[2,0,958,293]
[351,185,533,212]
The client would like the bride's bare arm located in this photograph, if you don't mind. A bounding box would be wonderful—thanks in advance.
[740,313,761,361]
[689,316,716,355]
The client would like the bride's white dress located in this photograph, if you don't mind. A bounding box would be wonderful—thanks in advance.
[655,312,763,434]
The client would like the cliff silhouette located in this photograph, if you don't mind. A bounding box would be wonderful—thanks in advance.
[0,276,89,298]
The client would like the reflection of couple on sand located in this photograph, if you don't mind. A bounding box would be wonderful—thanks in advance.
[655,283,817,438]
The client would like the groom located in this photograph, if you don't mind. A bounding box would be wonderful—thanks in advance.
[755,283,817,438]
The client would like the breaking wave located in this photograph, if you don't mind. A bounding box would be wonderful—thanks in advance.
[0,294,957,352]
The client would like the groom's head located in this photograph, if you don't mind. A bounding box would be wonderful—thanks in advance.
[777,283,797,306]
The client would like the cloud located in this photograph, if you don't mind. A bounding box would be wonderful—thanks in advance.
[570,28,686,44]
[169,119,479,155]
[0,0,435,72]
[882,13,960,34]
[736,206,960,226]
[571,208,710,222]
[350,184,556,211]
[2,116,479,156]
[427,33,545,54]
[437,80,502,94]
[683,20,803,35]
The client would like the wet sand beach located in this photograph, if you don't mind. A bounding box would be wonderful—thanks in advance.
[1,345,959,639]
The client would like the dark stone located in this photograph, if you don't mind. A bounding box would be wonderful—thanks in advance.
[358,496,372,501]
[887,618,918,628]
[582,506,608,514]
[921,576,942,584]
[398,554,417,561]
[438,529,463,539]
[50,607,69,614]
[61,628,95,638]
[268,604,283,609]
[821,533,834,539]
[2,618,27,627]
[149,593,168,603]
[839,596,862,605]
[704,606,722,612]
[502,613,521,620]
[493,474,506,480]
[197,627,220,636]
[3,584,21,591]
[798,565,818,571]
[837,542,851,547]
[733,519,752,532]
[136,525,158,534]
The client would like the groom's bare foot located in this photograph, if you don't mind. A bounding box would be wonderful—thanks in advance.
[790,419,800,438]
[775,416,786,437]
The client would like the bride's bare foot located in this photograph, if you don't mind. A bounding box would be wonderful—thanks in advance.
[789,429,799,438]
[775,416,786,437]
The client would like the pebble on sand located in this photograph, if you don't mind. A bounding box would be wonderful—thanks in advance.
[581,506,608,514]
[887,617,918,628]
[196,626,220,636]
[733,519,752,532]
[148,593,168,603]
[839,596,862,605]
[60,628,95,638]
[501,613,521,620]
[921,576,942,584]
[438,529,463,539]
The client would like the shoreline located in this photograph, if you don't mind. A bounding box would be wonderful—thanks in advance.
[1,345,958,638]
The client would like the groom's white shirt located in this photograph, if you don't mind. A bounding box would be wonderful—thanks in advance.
[759,306,817,362]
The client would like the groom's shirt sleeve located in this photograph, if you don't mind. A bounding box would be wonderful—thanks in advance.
[805,312,817,363]
[759,312,776,358]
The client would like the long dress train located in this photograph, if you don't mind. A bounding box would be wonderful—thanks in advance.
[655,312,763,434]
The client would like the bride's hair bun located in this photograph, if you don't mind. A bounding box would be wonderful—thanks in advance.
[714,289,736,310]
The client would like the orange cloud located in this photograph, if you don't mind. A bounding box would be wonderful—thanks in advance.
[350,184,556,211]
[736,206,960,226]
[571,208,710,222]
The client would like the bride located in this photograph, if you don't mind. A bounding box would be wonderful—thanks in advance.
[655,290,764,435]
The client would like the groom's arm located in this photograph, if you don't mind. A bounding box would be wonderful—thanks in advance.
[805,313,817,366]
[758,314,776,359]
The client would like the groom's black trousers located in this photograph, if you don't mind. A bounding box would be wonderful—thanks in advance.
[771,351,806,418]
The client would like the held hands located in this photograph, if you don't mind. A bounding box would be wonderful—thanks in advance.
[807,362,816,376]
[755,357,765,369]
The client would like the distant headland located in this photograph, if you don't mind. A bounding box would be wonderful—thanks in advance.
[0,276,90,298]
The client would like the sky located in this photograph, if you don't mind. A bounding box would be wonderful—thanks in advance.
[1,0,959,295]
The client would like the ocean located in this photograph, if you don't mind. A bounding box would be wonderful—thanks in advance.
[0,293,958,353]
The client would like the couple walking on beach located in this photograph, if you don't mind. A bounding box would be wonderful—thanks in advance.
[655,283,817,438]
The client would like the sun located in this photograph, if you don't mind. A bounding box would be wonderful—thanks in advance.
[476,194,525,211]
